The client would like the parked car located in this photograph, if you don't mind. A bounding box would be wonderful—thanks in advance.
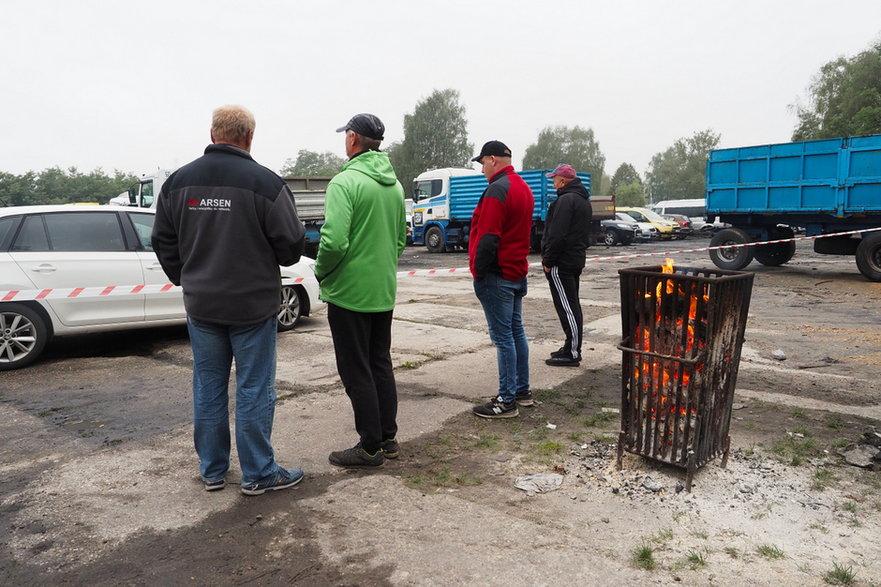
[661,214,694,238]
[617,206,682,240]
[616,212,658,242]
[600,216,638,245]
[0,205,321,370]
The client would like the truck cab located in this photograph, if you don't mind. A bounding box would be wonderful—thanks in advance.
[107,169,173,209]
[411,168,482,252]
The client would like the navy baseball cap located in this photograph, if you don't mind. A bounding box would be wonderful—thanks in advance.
[471,140,512,162]
[336,113,385,141]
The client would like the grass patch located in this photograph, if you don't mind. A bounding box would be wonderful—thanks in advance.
[771,434,821,465]
[823,562,856,585]
[812,468,838,491]
[841,501,858,513]
[536,440,564,456]
[825,415,844,430]
[756,544,784,559]
[405,465,483,489]
[651,529,673,545]
[723,547,739,559]
[686,550,707,570]
[584,410,617,428]
[632,544,656,570]
[468,433,500,450]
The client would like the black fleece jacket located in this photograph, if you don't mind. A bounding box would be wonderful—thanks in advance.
[540,176,592,272]
[152,144,305,325]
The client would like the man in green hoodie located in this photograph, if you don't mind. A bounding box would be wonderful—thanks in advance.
[316,113,408,468]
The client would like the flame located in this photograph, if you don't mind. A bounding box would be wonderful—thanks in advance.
[632,262,709,425]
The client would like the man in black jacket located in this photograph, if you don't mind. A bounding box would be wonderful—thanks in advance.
[541,164,591,367]
[152,105,307,495]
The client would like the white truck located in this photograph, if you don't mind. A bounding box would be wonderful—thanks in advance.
[107,169,173,208]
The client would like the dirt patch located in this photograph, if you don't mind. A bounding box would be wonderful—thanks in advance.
[395,365,881,584]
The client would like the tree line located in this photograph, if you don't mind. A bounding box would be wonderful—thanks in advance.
[4,37,879,207]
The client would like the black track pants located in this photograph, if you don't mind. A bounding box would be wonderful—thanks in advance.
[545,267,583,360]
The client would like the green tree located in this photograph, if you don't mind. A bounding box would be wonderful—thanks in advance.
[522,126,605,194]
[792,40,881,140]
[389,88,473,195]
[279,150,346,177]
[610,163,642,194]
[0,168,136,206]
[615,181,647,207]
[645,130,720,203]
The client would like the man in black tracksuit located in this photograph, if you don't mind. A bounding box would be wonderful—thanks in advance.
[541,164,591,367]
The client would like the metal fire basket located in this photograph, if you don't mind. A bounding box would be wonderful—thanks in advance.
[616,264,754,490]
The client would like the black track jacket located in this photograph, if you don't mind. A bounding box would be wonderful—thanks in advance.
[541,176,591,272]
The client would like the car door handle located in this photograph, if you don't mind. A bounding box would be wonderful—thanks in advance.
[31,264,56,273]
[146,263,164,270]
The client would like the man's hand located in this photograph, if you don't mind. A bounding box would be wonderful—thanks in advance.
[543,264,550,273]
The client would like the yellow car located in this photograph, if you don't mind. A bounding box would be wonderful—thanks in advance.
[616,207,682,240]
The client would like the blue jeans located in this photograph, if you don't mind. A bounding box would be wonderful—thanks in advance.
[186,315,280,485]
[473,273,530,403]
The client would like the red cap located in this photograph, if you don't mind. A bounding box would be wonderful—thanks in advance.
[546,164,576,179]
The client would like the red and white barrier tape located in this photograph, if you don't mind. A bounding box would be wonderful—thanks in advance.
[2,228,879,301]
[394,226,881,277]
[1,278,304,303]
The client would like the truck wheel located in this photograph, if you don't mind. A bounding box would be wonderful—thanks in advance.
[603,228,620,246]
[0,304,49,371]
[856,232,881,282]
[425,226,446,253]
[709,228,754,271]
[754,227,796,266]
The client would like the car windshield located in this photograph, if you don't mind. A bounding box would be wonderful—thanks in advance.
[617,213,638,223]
[639,208,668,222]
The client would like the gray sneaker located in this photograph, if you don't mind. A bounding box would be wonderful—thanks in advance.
[329,444,385,469]
[472,396,519,419]
[381,438,400,459]
[515,390,534,407]
[241,467,304,496]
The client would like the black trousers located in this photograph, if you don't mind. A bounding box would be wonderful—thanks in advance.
[327,303,398,453]
[545,266,583,360]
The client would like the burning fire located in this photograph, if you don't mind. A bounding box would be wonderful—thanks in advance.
[632,258,711,432]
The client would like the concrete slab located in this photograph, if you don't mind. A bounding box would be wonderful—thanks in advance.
[301,475,628,584]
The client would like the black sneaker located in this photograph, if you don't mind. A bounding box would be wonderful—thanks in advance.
[381,438,400,459]
[241,467,304,496]
[550,348,569,359]
[545,356,581,367]
[514,390,534,407]
[472,396,519,419]
[329,444,385,469]
[204,478,226,492]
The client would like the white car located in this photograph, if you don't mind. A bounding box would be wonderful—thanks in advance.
[616,212,658,241]
[0,205,321,370]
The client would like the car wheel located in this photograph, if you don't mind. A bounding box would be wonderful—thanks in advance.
[603,228,620,246]
[277,285,303,331]
[425,226,446,253]
[856,231,881,282]
[709,228,754,271]
[0,304,49,371]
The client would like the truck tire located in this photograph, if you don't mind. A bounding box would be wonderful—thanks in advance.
[753,227,796,266]
[709,228,754,271]
[0,303,49,371]
[603,228,620,246]
[425,226,446,253]
[856,232,881,282]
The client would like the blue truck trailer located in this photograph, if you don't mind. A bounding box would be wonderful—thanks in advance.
[706,134,881,281]
[410,168,594,253]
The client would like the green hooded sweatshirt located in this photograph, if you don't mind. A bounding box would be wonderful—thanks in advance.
[314,150,407,312]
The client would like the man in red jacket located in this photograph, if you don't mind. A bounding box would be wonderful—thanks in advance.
[468,141,535,418]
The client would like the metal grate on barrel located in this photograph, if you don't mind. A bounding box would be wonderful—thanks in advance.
[616,262,754,490]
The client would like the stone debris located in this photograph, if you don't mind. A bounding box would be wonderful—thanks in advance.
[771,349,787,360]
[840,445,880,468]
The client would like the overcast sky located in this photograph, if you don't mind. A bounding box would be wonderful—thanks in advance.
[2,0,880,181]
